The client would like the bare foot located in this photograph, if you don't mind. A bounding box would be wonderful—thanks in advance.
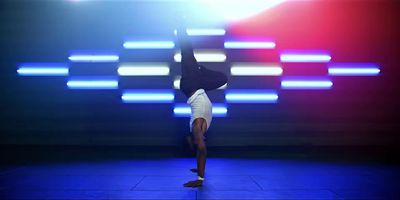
[183,180,203,188]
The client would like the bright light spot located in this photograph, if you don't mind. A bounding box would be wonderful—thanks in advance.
[68,55,119,62]
[122,90,174,103]
[225,90,278,103]
[225,41,276,49]
[118,63,170,76]
[200,0,286,22]
[280,54,331,63]
[67,79,118,89]
[174,104,227,117]
[174,29,226,36]
[231,63,282,76]
[123,41,175,49]
[281,78,333,89]
[17,64,68,76]
[328,63,380,76]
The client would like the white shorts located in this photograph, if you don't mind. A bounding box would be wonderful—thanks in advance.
[187,89,212,133]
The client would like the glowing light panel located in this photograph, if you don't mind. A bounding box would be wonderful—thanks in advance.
[174,51,226,62]
[174,104,227,117]
[224,41,276,49]
[281,78,333,89]
[17,63,68,76]
[68,55,119,62]
[123,41,175,49]
[328,63,380,76]
[226,90,278,103]
[118,63,170,76]
[231,63,282,76]
[280,53,331,63]
[122,90,174,103]
[67,78,118,89]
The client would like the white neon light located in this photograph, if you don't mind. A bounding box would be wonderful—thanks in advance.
[67,80,118,89]
[68,55,119,62]
[174,51,226,62]
[123,41,175,49]
[231,63,282,76]
[280,54,331,63]
[121,92,174,103]
[281,80,333,89]
[328,68,380,76]
[174,29,226,36]
[17,68,68,76]
[118,64,170,76]
[224,41,276,49]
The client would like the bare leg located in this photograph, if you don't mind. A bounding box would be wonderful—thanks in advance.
[183,118,207,187]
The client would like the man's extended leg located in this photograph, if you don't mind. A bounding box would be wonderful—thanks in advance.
[183,118,207,187]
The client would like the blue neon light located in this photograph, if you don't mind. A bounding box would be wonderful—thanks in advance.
[68,54,119,62]
[123,41,175,49]
[280,52,331,63]
[67,77,118,89]
[122,90,174,103]
[174,104,228,117]
[225,90,278,103]
[224,41,276,49]
[328,63,380,76]
[17,63,68,76]
[281,77,333,89]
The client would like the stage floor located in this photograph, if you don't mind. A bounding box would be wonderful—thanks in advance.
[0,158,398,199]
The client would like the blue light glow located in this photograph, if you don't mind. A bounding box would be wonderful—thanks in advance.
[68,54,119,62]
[280,53,331,63]
[328,63,380,76]
[281,77,333,89]
[123,41,175,49]
[174,104,227,117]
[224,41,276,49]
[122,90,174,103]
[17,63,68,76]
[67,77,118,89]
[174,51,226,62]
[225,90,278,103]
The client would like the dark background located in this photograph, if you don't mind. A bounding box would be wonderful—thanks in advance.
[0,0,399,149]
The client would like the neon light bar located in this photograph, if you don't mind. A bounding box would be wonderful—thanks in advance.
[281,78,333,89]
[174,51,226,62]
[122,90,174,103]
[231,63,282,76]
[280,53,331,63]
[225,90,278,103]
[174,104,227,117]
[118,63,170,76]
[174,29,226,36]
[173,76,227,89]
[67,78,118,89]
[123,41,175,49]
[224,41,276,49]
[17,63,68,76]
[328,63,380,76]
[68,55,119,62]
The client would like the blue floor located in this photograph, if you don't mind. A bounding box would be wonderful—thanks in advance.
[0,158,398,199]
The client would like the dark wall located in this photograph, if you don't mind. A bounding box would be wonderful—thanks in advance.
[1,0,399,146]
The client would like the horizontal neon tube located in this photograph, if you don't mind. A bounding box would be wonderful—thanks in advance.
[174,29,226,36]
[328,64,380,76]
[67,79,118,89]
[123,41,175,49]
[122,90,174,103]
[17,67,68,76]
[280,54,331,63]
[174,104,227,117]
[224,41,276,49]
[231,63,282,76]
[68,55,119,62]
[281,79,333,89]
[173,76,227,90]
[174,51,226,62]
[118,64,170,76]
[225,90,278,103]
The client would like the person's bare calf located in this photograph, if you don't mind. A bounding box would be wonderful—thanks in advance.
[184,118,207,188]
